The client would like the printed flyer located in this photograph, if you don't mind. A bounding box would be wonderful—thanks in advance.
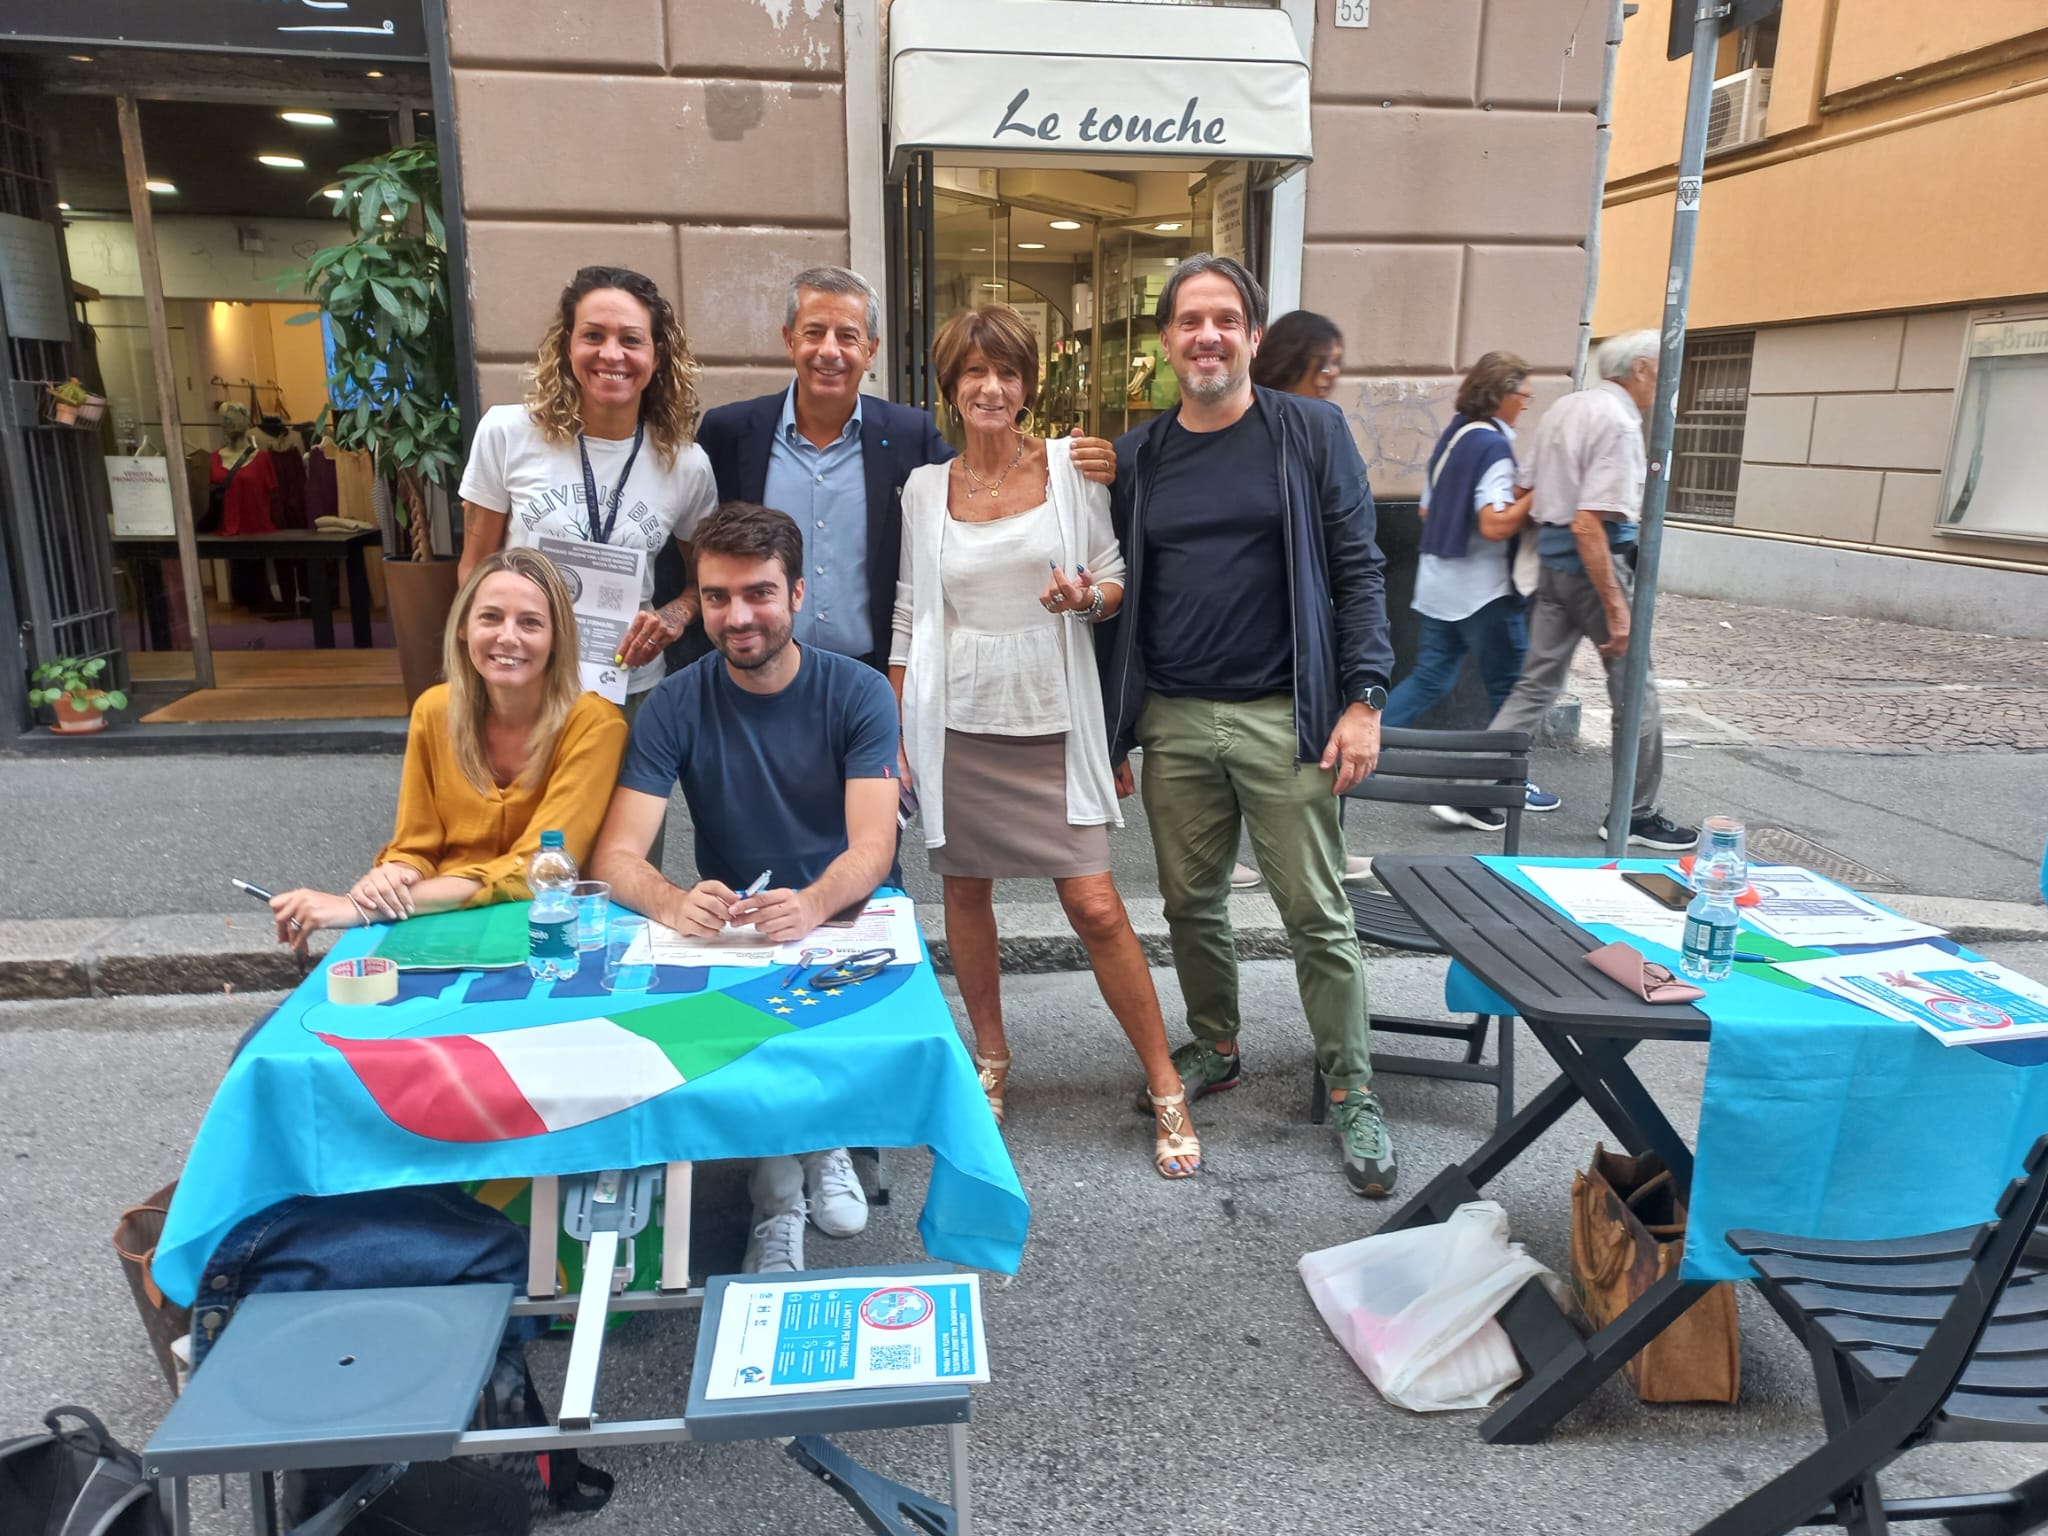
[705,1273,988,1400]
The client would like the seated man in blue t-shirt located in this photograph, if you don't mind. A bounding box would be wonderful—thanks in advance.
[593,500,902,1273]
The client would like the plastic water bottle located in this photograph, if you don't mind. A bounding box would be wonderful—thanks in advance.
[526,830,580,981]
[1680,816,1747,982]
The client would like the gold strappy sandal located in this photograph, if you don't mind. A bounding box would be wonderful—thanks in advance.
[976,1053,1011,1126]
[1147,1089,1202,1179]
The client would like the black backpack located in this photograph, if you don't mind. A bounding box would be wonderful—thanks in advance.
[0,1406,169,1536]
[279,1353,612,1535]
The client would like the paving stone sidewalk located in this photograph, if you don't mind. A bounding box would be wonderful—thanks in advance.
[1572,592,2048,751]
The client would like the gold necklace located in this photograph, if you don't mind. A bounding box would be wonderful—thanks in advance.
[961,436,1024,499]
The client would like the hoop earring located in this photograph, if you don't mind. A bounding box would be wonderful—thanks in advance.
[1014,406,1037,437]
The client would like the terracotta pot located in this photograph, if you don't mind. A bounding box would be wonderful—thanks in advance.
[49,693,109,733]
[384,555,462,705]
[51,400,79,425]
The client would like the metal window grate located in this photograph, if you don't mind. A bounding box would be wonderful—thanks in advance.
[1670,332,1753,526]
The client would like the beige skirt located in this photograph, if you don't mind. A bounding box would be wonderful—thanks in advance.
[927,729,1111,879]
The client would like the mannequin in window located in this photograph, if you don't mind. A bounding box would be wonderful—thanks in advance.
[212,399,281,613]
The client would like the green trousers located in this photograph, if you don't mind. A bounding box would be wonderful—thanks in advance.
[1135,691,1374,1094]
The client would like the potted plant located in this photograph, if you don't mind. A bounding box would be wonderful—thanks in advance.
[291,144,463,703]
[45,377,98,426]
[28,655,128,734]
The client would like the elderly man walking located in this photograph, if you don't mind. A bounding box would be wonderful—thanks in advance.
[1433,330,1696,849]
[1102,254,1398,1196]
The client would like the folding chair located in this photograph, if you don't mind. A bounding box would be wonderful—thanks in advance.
[1694,1134,2048,1536]
[1313,725,1531,1132]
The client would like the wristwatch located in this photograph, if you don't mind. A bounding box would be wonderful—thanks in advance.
[1357,685,1388,712]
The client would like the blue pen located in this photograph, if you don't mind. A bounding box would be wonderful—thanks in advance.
[742,870,772,899]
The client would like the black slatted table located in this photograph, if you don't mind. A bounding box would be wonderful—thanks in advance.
[1374,854,1719,1444]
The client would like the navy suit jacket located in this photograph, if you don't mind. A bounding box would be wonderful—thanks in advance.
[659,387,952,670]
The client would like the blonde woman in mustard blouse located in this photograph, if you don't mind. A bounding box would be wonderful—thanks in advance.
[269,548,627,948]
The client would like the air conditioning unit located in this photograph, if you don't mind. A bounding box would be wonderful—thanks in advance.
[1705,66,1772,155]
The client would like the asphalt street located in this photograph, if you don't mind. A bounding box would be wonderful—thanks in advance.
[4,729,2045,923]
[5,953,2046,1536]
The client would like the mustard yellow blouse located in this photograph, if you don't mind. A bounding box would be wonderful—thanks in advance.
[376,685,629,904]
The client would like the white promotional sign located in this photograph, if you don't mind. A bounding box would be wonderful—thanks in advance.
[105,454,176,536]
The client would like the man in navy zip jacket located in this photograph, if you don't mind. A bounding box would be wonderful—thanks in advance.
[670,265,1117,670]
[1098,254,1400,1196]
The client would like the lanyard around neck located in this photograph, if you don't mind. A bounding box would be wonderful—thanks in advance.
[576,422,645,546]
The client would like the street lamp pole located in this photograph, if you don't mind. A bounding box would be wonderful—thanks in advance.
[1604,0,1727,855]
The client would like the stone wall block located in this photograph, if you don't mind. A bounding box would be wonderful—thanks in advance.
[466,221,683,361]
[1478,0,1606,109]
[1302,245,1461,373]
[1741,393,1816,465]
[1808,392,1955,471]
[1459,244,1587,371]
[678,226,853,364]
[1734,463,1884,541]
[1311,0,1480,106]
[667,0,841,77]
[1749,317,1904,394]
[447,0,665,70]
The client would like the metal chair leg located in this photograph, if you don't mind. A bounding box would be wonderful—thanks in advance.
[1310,1068,1328,1124]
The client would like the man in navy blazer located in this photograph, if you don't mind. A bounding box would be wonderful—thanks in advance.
[664,265,1116,670]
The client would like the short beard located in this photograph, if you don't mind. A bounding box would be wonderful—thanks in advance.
[714,619,794,671]
[1178,359,1248,402]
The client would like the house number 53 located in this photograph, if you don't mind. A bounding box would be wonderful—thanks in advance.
[1335,0,1369,25]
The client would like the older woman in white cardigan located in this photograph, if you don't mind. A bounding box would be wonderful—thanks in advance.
[889,304,1197,1179]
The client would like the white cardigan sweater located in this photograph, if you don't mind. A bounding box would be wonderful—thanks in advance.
[889,438,1127,850]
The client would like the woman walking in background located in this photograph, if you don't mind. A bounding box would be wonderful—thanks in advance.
[891,304,1199,1178]
[1387,350,1561,827]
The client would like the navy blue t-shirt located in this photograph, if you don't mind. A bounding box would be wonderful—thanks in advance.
[1140,410,1294,699]
[618,645,901,890]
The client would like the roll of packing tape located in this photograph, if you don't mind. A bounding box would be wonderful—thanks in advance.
[327,956,400,1005]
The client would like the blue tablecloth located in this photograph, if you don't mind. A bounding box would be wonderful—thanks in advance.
[154,908,1028,1305]
[1442,857,2048,1283]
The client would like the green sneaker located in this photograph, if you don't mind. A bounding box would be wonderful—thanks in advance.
[1133,1038,1241,1114]
[1332,1091,1397,1198]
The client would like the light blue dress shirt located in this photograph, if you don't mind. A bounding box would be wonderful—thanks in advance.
[764,384,871,659]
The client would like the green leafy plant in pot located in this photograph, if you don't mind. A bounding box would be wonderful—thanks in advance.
[29,656,128,734]
[290,144,462,702]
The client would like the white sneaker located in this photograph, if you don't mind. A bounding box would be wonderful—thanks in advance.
[743,1206,807,1273]
[1229,862,1262,890]
[1342,855,1375,884]
[801,1148,869,1237]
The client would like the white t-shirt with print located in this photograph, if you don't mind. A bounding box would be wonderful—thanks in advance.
[460,403,717,693]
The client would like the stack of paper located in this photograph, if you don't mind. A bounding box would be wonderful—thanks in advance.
[1516,865,1686,948]
[632,896,921,970]
[1775,943,2048,1046]
[1733,866,1946,949]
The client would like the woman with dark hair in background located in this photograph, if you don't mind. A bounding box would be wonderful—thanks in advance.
[1229,309,1372,888]
[1253,308,1344,400]
[458,265,717,718]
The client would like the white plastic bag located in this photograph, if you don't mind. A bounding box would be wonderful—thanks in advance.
[1298,1201,1558,1412]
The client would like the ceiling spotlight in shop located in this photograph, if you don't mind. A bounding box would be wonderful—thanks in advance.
[280,111,336,127]
[56,202,69,211]
[365,70,385,78]
[259,154,306,169]
[1017,242,1045,250]
[322,187,346,200]
[1153,222,1183,232]
[982,282,1005,290]
[1049,219,1081,230]
[146,180,176,194]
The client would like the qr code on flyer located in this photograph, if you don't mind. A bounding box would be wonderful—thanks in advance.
[868,1344,918,1372]
[595,580,629,611]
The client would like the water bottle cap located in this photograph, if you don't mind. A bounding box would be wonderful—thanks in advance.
[540,830,564,848]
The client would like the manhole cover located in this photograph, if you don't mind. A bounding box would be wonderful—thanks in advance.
[1745,827,1901,891]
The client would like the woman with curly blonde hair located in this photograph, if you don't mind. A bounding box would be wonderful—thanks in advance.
[459,266,716,713]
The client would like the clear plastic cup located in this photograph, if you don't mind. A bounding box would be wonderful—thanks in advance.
[572,880,610,951]
[603,914,655,993]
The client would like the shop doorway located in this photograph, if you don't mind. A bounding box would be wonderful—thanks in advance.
[890,155,1266,441]
[44,90,421,722]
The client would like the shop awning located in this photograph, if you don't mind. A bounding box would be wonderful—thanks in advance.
[888,0,1312,169]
